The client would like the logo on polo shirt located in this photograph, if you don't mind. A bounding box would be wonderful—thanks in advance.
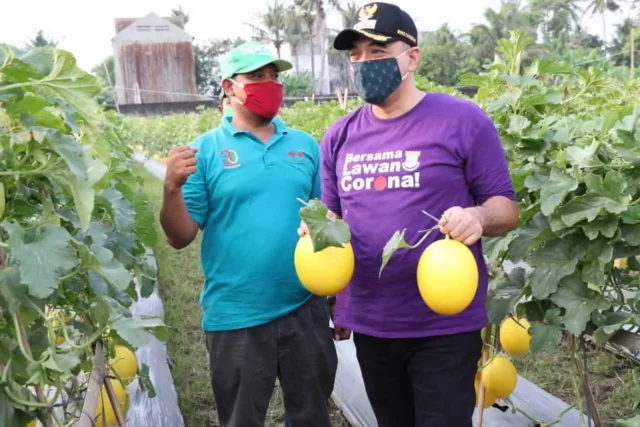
[221,149,240,168]
[340,149,421,192]
[287,150,305,162]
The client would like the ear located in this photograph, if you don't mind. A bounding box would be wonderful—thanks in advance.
[221,79,234,97]
[408,47,420,73]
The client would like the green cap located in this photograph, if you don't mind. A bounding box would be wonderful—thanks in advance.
[220,41,293,79]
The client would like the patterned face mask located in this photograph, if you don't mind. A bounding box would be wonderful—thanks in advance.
[351,49,410,105]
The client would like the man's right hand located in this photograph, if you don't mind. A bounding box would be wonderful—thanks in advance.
[165,146,198,191]
[297,220,308,237]
[330,303,351,341]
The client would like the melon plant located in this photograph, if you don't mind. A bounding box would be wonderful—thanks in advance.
[0,45,167,426]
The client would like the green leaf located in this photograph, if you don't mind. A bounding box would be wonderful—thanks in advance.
[133,194,157,247]
[111,315,169,348]
[48,132,108,232]
[540,168,578,215]
[101,188,135,234]
[299,199,351,252]
[139,275,156,299]
[592,311,634,346]
[616,415,640,427]
[3,222,78,298]
[581,215,618,240]
[12,48,102,126]
[485,268,527,324]
[0,266,26,314]
[507,213,552,262]
[527,239,580,299]
[506,114,531,135]
[621,205,640,224]
[485,91,521,113]
[482,230,517,263]
[601,110,620,136]
[90,297,111,327]
[550,275,610,335]
[558,173,630,227]
[565,140,600,169]
[529,322,564,353]
[139,364,157,398]
[581,260,606,291]
[524,171,549,192]
[78,242,131,291]
[0,389,15,427]
[620,224,640,246]
[42,349,81,373]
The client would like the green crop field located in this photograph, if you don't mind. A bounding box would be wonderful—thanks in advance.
[2,28,640,427]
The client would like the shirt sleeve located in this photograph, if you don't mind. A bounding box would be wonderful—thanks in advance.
[310,140,322,200]
[319,127,343,216]
[464,113,516,205]
[181,142,209,228]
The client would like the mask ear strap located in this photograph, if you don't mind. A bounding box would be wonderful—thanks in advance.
[397,49,412,80]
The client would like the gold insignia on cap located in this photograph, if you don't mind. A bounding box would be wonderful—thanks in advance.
[358,4,378,20]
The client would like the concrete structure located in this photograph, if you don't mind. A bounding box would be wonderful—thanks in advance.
[112,13,203,105]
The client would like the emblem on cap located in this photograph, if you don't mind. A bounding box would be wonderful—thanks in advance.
[358,4,378,20]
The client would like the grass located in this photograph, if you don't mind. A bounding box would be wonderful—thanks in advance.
[134,163,639,427]
[515,338,640,426]
[134,164,350,427]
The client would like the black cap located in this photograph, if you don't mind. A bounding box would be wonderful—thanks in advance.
[333,2,418,51]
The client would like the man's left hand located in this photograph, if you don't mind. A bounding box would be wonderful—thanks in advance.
[439,206,484,246]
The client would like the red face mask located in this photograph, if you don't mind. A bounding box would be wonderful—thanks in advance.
[231,80,283,120]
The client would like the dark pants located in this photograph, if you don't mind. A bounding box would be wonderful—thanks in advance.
[353,329,483,427]
[205,296,338,427]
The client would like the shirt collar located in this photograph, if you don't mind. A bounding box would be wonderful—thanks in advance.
[222,116,289,136]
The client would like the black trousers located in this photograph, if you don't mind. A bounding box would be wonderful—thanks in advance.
[205,296,337,427]
[353,329,483,427]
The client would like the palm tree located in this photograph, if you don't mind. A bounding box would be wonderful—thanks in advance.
[284,8,303,74]
[171,5,190,25]
[251,0,287,58]
[582,0,622,48]
[469,2,537,62]
[334,0,359,30]
[26,30,57,48]
[293,0,318,91]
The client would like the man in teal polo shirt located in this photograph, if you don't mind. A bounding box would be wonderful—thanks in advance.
[160,41,337,427]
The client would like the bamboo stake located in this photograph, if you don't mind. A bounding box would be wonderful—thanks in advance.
[104,375,126,427]
[475,324,493,427]
[78,341,126,427]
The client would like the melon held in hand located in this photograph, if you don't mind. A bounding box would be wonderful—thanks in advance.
[416,234,478,315]
[294,234,355,296]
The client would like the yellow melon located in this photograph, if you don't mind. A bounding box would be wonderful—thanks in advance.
[294,234,354,296]
[416,235,478,315]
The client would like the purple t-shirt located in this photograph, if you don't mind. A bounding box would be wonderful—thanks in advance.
[320,92,516,339]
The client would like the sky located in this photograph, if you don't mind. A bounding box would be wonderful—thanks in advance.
[0,0,637,72]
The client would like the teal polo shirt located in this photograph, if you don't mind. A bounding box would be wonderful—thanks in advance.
[181,116,321,332]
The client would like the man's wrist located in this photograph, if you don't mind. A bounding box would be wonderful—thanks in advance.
[468,206,487,229]
[163,182,181,196]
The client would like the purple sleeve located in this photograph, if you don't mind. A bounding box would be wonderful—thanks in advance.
[464,114,516,205]
[319,127,343,217]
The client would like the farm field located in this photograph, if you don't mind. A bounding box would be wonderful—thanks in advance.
[134,159,640,426]
[2,25,640,427]
[125,31,640,427]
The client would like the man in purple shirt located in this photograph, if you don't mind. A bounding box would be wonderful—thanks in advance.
[299,3,518,426]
